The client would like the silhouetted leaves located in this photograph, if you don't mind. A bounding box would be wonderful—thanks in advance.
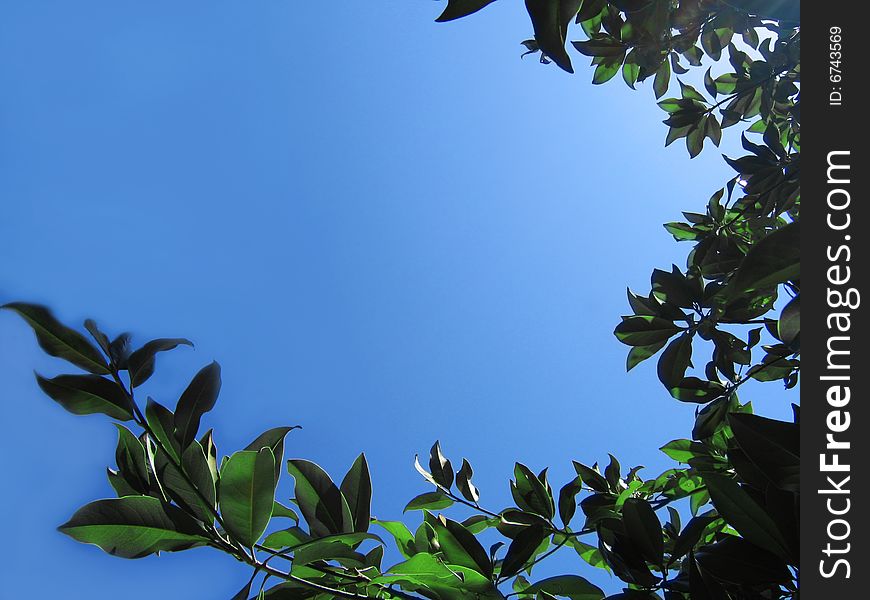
[3,303,110,374]
[36,373,134,421]
[174,362,222,450]
[127,338,193,387]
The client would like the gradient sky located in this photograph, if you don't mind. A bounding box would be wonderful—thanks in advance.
[0,1,795,598]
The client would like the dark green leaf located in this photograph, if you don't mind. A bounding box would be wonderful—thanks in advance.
[626,340,667,372]
[525,575,605,600]
[435,0,498,22]
[777,294,800,350]
[500,524,548,579]
[524,0,579,73]
[127,338,193,387]
[404,491,454,513]
[35,373,134,421]
[114,424,150,493]
[513,463,555,519]
[703,473,790,560]
[572,461,609,493]
[428,441,454,489]
[614,316,680,346]
[286,458,353,536]
[145,398,181,462]
[340,453,372,533]
[3,303,110,374]
[621,498,663,566]
[153,439,217,523]
[728,413,799,491]
[174,361,221,450]
[433,515,493,577]
[245,426,298,483]
[558,477,582,527]
[695,535,792,585]
[58,496,207,558]
[671,515,715,560]
[653,59,670,98]
[456,458,480,503]
[726,222,799,297]
[657,334,693,389]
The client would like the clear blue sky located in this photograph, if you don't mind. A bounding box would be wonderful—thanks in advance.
[0,1,793,598]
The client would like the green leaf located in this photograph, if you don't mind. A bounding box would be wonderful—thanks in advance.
[174,361,222,450]
[2,303,110,374]
[58,496,208,558]
[728,413,799,491]
[692,396,729,439]
[374,519,416,558]
[35,373,134,421]
[200,429,219,482]
[726,222,800,297]
[435,0,498,22]
[432,515,494,577]
[293,538,367,567]
[429,441,454,489]
[621,498,663,566]
[107,468,139,497]
[244,426,298,483]
[678,80,706,102]
[456,458,480,503]
[614,316,680,346]
[695,535,792,585]
[671,514,715,560]
[512,463,555,519]
[524,0,582,73]
[670,377,725,404]
[219,448,277,547]
[702,473,791,561]
[525,575,604,600]
[659,439,708,463]
[286,458,353,536]
[340,453,372,533]
[126,338,193,387]
[114,424,150,493]
[777,294,800,350]
[83,319,111,357]
[272,501,300,522]
[663,222,700,241]
[626,340,667,372]
[571,36,626,58]
[145,398,181,462]
[572,461,608,493]
[153,439,217,523]
[557,477,581,527]
[404,491,454,513]
[500,524,547,578]
[657,334,693,389]
[653,59,670,99]
[374,552,462,589]
[262,526,311,549]
[569,538,608,571]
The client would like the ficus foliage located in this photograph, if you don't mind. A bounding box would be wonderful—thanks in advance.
[2,1,799,598]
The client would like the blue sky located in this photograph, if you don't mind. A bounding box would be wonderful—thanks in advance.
[0,1,794,598]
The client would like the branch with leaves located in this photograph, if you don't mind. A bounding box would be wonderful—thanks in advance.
[1,1,801,598]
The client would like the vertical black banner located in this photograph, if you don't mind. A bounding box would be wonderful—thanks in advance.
[802,3,865,596]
